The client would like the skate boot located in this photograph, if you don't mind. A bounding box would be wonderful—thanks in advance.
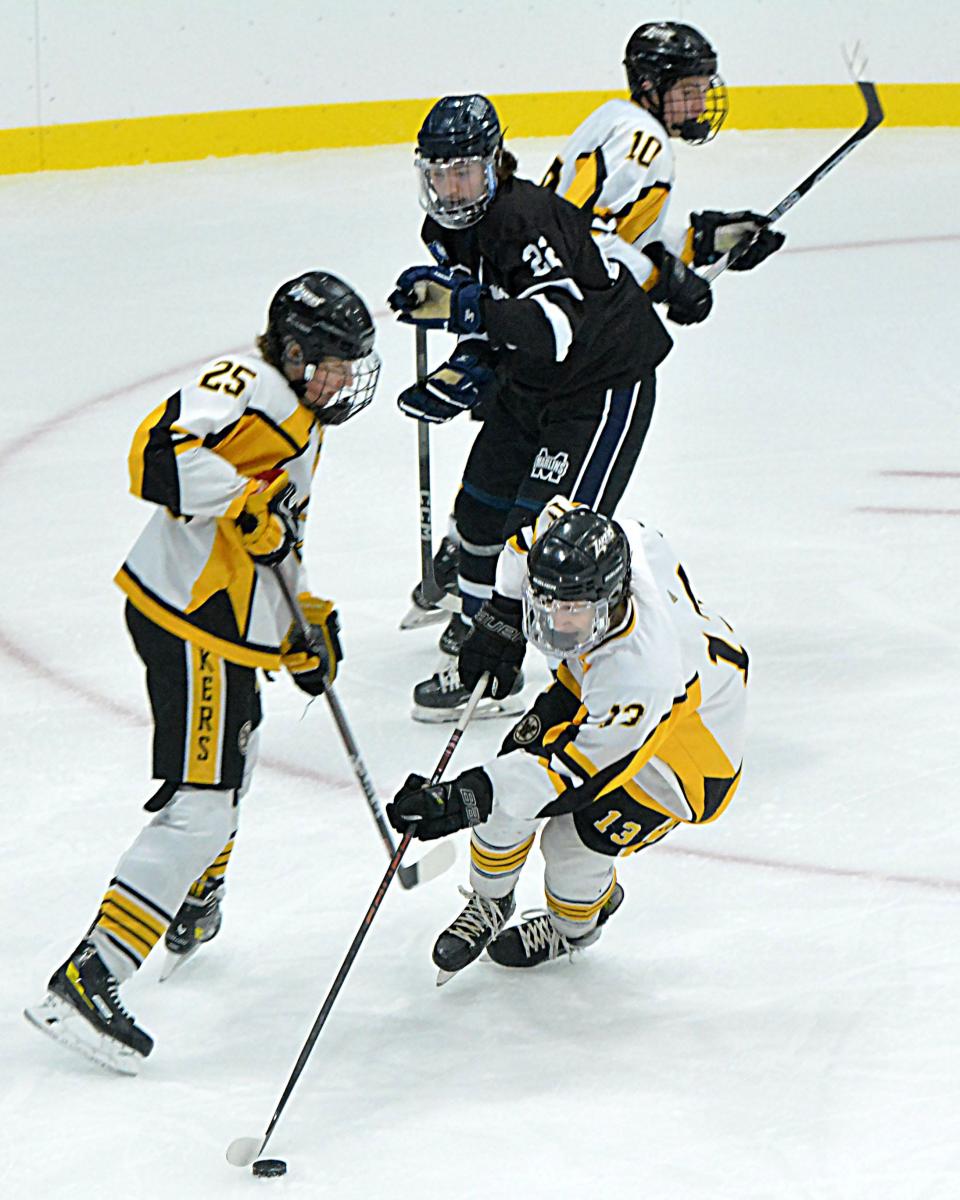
[24,940,153,1074]
[398,536,461,630]
[438,612,470,657]
[159,876,223,980]
[487,883,624,969]
[412,661,525,723]
[433,886,516,986]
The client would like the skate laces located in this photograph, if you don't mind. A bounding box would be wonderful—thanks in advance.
[101,971,135,1022]
[448,886,511,946]
[517,910,572,962]
[433,662,463,694]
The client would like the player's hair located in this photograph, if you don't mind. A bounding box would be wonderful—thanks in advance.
[256,331,277,366]
[497,147,518,181]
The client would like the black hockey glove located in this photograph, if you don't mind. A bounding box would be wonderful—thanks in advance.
[397,346,496,424]
[388,265,487,335]
[459,596,525,699]
[280,595,342,696]
[691,209,786,272]
[643,243,713,326]
[386,766,494,840]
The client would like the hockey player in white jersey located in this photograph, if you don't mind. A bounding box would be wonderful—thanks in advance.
[24,271,380,1072]
[387,497,747,980]
[543,21,785,322]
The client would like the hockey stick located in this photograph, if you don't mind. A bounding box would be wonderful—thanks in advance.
[414,326,461,613]
[225,673,488,1172]
[270,563,456,889]
[703,65,884,282]
[324,684,456,889]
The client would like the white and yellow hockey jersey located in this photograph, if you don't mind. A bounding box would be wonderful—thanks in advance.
[116,354,319,669]
[485,517,748,832]
[543,98,692,288]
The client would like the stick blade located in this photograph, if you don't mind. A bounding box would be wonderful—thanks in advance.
[398,840,457,889]
[226,1136,264,1168]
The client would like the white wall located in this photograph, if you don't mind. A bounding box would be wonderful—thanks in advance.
[0,0,952,130]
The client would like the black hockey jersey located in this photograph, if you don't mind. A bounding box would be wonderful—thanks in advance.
[422,176,672,405]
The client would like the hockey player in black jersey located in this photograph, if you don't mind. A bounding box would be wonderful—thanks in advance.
[24,271,380,1074]
[390,94,674,721]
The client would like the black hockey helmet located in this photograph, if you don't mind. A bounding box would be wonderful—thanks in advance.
[264,271,380,424]
[523,508,632,655]
[415,95,502,229]
[624,22,727,144]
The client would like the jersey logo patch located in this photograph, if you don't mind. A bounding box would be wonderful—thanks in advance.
[531,449,569,485]
[513,713,543,745]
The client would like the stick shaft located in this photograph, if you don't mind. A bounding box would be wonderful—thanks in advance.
[251,674,488,1157]
[703,80,884,282]
[415,327,447,605]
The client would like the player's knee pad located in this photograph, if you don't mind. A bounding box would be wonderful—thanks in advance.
[454,491,506,617]
[541,815,613,885]
[114,786,238,921]
[454,487,509,551]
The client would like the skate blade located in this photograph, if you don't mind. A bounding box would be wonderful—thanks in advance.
[412,693,526,724]
[158,944,200,982]
[435,968,459,987]
[24,994,143,1076]
[399,603,449,631]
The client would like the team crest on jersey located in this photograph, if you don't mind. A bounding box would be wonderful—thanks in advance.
[512,713,542,745]
[531,448,569,485]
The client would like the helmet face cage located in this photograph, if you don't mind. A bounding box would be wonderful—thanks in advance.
[415,152,498,229]
[624,22,727,144]
[674,76,727,144]
[522,577,611,656]
[301,349,382,426]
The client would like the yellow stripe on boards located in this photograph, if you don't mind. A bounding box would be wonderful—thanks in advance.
[3,84,959,176]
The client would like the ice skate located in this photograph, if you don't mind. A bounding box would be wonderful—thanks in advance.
[412,661,525,723]
[24,941,154,1075]
[159,876,224,981]
[398,536,462,630]
[487,883,624,969]
[433,886,516,986]
[438,612,470,657]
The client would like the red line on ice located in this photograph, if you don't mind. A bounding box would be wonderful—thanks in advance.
[3,320,959,893]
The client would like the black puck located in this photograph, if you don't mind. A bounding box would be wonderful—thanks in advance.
[252,1158,287,1178]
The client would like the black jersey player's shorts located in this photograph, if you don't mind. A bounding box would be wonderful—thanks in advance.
[126,602,262,790]
[457,371,657,541]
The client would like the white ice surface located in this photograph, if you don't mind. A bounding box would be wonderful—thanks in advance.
[1,127,958,1199]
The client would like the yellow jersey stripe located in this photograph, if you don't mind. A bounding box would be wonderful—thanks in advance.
[116,565,283,670]
[128,402,167,499]
[615,185,670,245]
[563,150,601,209]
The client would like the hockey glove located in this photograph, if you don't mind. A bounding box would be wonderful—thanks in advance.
[386,766,493,840]
[280,595,342,695]
[237,471,299,565]
[397,347,496,424]
[459,597,525,699]
[691,209,785,272]
[644,243,713,326]
[388,265,487,335]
